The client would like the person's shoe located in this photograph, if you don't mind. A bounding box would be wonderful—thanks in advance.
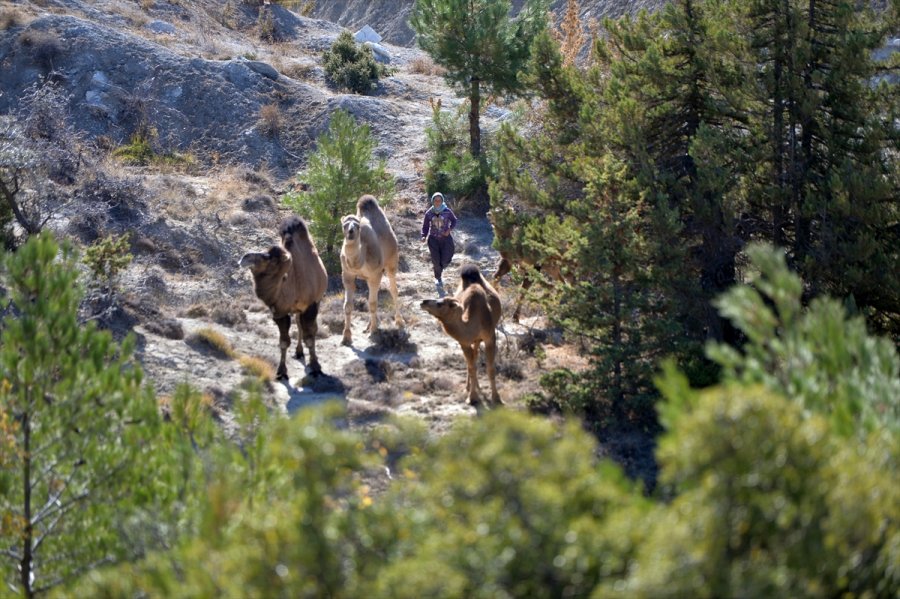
[435,279,445,297]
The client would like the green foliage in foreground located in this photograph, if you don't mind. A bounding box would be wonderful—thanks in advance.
[64,243,898,598]
[0,234,188,597]
[282,109,394,270]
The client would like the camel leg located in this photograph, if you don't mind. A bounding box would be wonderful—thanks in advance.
[366,272,383,334]
[387,268,403,327]
[294,313,305,361]
[274,315,291,380]
[342,273,356,346]
[461,344,479,405]
[513,273,533,324]
[494,256,512,282]
[485,334,502,405]
[299,302,321,375]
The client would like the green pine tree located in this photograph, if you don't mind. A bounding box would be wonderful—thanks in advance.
[595,0,756,344]
[740,0,900,336]
[282,109,394,270]
[493,30,691,426]
[410,0,550,158]
[0,233,175,597]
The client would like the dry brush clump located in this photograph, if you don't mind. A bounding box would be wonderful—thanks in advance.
[257,103,282,137]
[407,55,446,76]
[188,327,237,359]
[239,355,276,383]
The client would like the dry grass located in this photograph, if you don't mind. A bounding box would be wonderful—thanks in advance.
[239,355,276,382]
[1,7,29,30]
[188,327,237,359]
[407,56,446,77]
[258,103,282,138]
[277,60,316,81]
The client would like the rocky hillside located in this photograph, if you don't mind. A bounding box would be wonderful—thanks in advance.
[312,0,668,46]
[0,0,660,483]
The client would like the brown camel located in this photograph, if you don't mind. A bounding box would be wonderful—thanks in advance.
[340,194,403,346]
[489,212,568,323]
[239,216,327,380]
[421,263,503,406]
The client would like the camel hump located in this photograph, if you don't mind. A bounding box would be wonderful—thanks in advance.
[279,216,310,241]
[459,264,483,288]
[357,194,381,214]
[459,263,495,292]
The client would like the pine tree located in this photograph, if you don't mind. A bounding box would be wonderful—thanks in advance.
[0,233,173,597]
[410,0,550,158]
[740,0,900,335]
[282,109,394,270]
[595,0,756,344]
[493,30,690,426]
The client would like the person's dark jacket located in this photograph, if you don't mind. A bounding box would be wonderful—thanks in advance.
[421,203,457,239]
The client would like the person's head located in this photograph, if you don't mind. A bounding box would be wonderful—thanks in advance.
[431,192,444,209]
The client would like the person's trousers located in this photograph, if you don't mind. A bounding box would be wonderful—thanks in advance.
[427,234,455,281]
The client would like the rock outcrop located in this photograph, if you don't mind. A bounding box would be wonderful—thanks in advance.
[0,13,332,175]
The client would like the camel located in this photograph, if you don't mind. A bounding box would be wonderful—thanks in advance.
[239,216,327,380]
[340,194,403,345]
[421,263,503,406]
[489,209,568,323]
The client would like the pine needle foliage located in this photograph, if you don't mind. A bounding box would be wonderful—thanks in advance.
[282,109,394,270]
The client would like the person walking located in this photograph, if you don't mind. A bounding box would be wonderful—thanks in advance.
[421,191,457,296]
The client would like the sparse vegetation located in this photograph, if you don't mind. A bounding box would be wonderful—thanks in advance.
[239,355,276,383]
[112,132,195,170]
[1,7,25,30]
[257,103,282,137]
[256,4,275,41]
[407,55,445,76]
[82,232,133,288]
[189,327,237,359]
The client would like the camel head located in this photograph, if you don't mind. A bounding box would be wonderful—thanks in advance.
[239,245,291,277]
[341,215,361,242]
[420,296,463,322]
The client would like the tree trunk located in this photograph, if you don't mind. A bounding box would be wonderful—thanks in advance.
[469,77,481,158]
[21,408,33,599]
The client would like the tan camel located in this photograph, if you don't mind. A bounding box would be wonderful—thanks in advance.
[421,263,503,406]
[239,216,327,379]
[340,194,403,345]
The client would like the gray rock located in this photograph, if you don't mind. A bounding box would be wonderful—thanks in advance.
[364,41,392,64]
[244,60,280,81]
[146,20,177,36]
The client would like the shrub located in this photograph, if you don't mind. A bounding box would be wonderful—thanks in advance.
[82,232,133,288]
[188,328,237,359]
[239,355,275,383]
[112,132,194,169]
[323,31,382,94]
[256,5,275,41]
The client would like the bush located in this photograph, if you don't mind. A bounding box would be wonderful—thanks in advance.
[257,103,282,137]
[82,232,133,288]
[323,31,382,94]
